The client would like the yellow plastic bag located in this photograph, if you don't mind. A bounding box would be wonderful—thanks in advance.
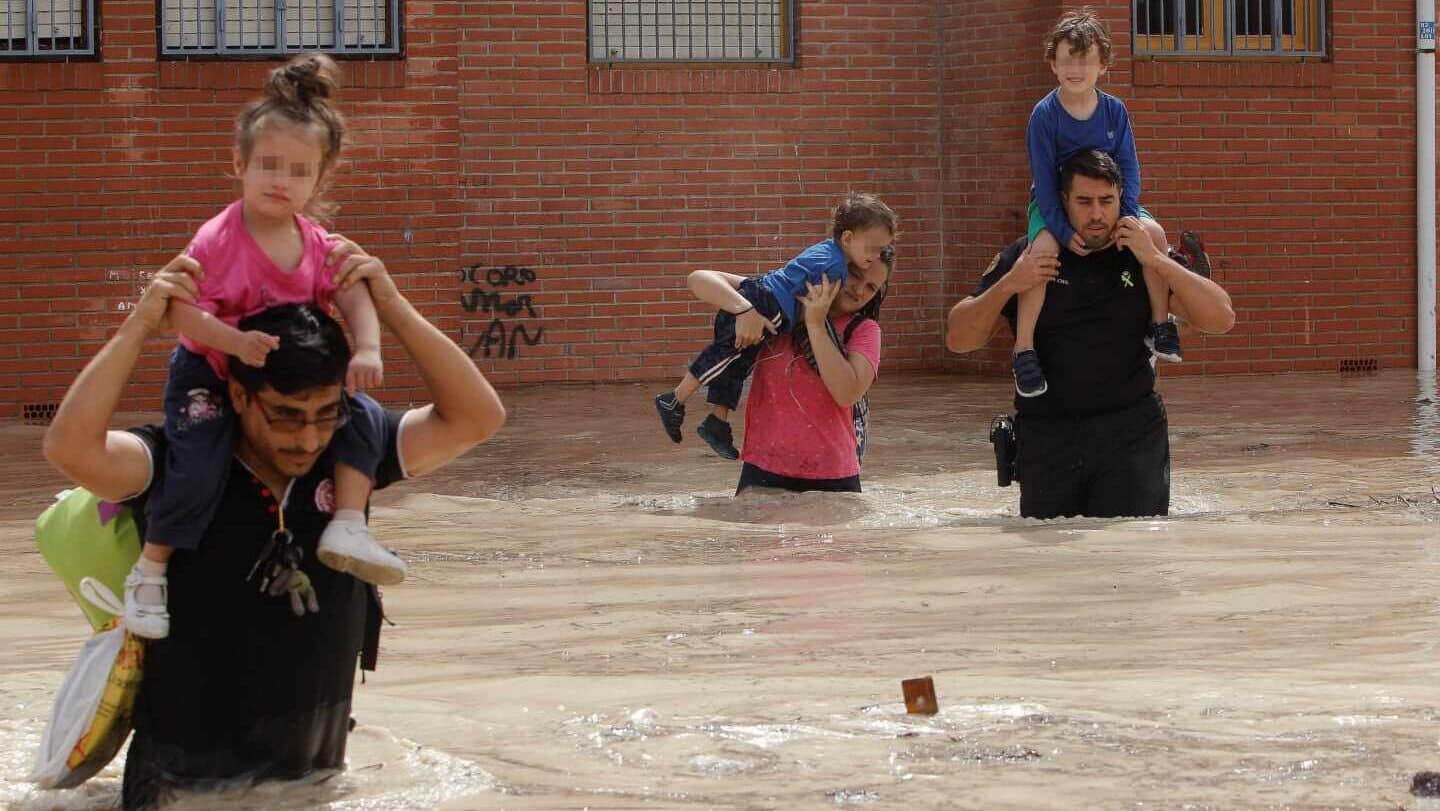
[30,578,144,789]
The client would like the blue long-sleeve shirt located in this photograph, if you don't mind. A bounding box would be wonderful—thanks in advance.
[759,238,849,324]
[1028,88,1141,248]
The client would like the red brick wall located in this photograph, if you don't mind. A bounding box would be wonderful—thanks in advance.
[0,1,1430,418]
[945,0,1427,377]
[453,0,944,386]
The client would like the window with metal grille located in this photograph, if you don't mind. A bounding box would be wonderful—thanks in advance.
[1,0,95,57]
[588,1,793,64]
[1134,0,1325,57]
[160,0,400,56]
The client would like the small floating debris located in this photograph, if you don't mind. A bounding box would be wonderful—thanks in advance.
[901,676,938,715]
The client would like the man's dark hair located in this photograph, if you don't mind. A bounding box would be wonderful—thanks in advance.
[229,303,352,395]
[1059,149,1124,196]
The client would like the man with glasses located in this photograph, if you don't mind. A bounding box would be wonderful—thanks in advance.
[43,239,506,809]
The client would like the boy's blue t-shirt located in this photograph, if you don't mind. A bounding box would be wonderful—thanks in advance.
[759,238,849,324]
[1028,88,1142,248]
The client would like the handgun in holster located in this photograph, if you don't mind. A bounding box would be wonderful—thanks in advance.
[989,414,1018,487]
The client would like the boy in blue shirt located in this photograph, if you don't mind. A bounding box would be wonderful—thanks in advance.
[655,192,897,459]
[1015,7,1205,397]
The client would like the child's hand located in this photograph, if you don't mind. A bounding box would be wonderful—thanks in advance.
[799,278,842,326]
[347,347,383,394]
[733,308,777,349]
[1066,233,1093,256]
[236,330,280,368]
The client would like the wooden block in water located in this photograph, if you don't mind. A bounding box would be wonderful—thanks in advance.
[902,676,938,715]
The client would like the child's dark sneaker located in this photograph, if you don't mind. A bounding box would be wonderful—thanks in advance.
[1178,231,1212,279]
[1012,349,1048,398]
[1147,320,1183,362]
[696,414,739,460]
[654,392,685,443]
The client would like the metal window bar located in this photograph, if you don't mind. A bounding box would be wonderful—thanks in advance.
[590,0,792,64]
[161,0,397,54]
[1,0,94,56]
[1133,0,1324,57]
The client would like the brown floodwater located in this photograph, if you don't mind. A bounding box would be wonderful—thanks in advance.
[1,370,1438,810]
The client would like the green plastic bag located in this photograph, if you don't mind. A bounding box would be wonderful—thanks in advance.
[36,489,141,631]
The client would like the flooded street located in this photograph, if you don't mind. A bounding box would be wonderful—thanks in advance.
[1,370,1438,809]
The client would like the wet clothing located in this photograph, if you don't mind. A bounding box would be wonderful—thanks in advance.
[740,313,881,483]
[1013,391,1170,519]
[975,237,1178,519]
[736,462,861,495]
[1028,89,1142,247]
[146,346,387,550]
[119,409,408,810]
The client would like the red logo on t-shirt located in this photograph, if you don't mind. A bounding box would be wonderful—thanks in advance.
[314,478,336,514]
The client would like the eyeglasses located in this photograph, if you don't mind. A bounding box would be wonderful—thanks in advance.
[253,397,350,434]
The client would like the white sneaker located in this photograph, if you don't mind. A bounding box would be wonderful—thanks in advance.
[123,563,170,639]
[317,518,406,586]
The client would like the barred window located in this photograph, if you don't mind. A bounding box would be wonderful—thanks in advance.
[161,0,399,56]
[588,1,793,64]
[1,0,95,57]
[1134,0,1325,57]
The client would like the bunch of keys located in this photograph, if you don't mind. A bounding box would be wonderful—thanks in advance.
[247,527,321,616]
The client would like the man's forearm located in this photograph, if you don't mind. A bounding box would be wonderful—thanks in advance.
[1148,254,1236,334]
[43,317,149,473]
[376,294,504,437]
[946,284,1011,353]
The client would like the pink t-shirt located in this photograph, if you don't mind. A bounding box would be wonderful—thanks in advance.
[179,200,338,379]
[740,315,882,480]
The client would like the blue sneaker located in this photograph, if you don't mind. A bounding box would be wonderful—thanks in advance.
[1012,349,1048,398]
[1146,320,1183,363]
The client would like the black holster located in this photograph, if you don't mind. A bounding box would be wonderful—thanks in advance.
[989,414,1018,487]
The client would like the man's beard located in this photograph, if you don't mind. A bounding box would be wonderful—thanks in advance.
[1082,222,1114,250]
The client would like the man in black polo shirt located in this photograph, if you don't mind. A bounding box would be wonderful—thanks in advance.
[42,239,506,808]
[945,150,1234,519]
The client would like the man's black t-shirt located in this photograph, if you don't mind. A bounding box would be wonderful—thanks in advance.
[976,238,1155,418]
[120,409,408,805]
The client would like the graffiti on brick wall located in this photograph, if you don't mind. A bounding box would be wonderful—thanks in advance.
[108,269,154,311]
[458,263,545,360]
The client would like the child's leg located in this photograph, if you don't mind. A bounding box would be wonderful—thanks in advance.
[1015,284,1045,353]
[333,461,373,514]
[1139,217,1172,325]
[1138,217,1183,362]
[1141,262,1170,326]
[658,277,779,448]
[1011,230,1055,398]
[674,372,701,403]
[1016,229,1059,352]
[132,347,235,639]
[318,392,406,585]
